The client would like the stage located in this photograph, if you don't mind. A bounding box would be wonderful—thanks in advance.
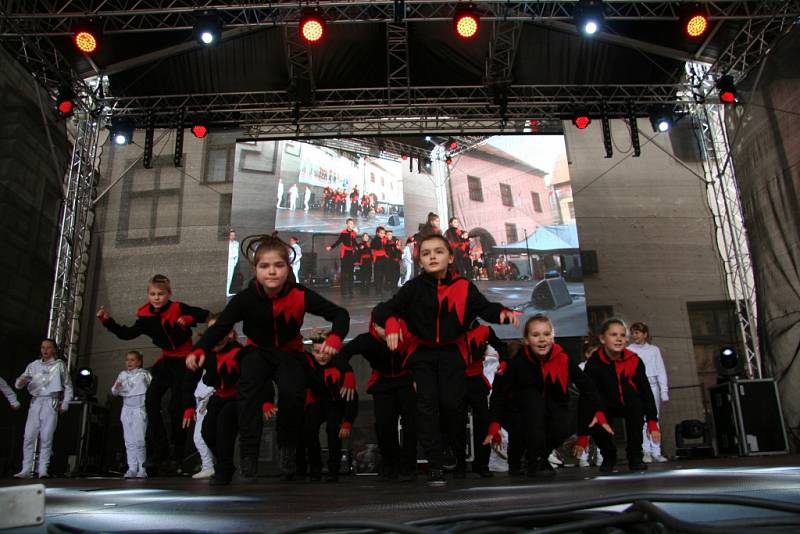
[8,456,800,533]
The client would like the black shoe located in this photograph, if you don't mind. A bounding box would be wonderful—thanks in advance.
[279,446,297,478]
[472,466,493,478]
[427,469,446,487]
[629,461,648,471]
[209,473,232,486]
[238,457,258,482]
[442,452,457,471]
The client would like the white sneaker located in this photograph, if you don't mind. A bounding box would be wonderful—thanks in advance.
[192,467,215,479]
[594,451,604,466]
[642,453,653,464]
[136,469,148,479]
[578,458,590,467]
[38,473,50,479]
[547,451,563,468]
[124,469,138,478]
[652,454,669,463]
[13,470,33,479]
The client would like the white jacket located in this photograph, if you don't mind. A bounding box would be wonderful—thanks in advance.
[628,342,669,400]
[16,358,73,410]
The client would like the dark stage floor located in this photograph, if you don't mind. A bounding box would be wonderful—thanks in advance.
[7,456,800,533]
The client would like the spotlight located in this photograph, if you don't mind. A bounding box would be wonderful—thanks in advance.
[75,367,97,399]
[454,5,480,40]
[649,106,673,133]
[449,139,458,150]
[572,112,591,130]
[681,4,709,39]
[72,21,101,54]
[717,74,737,104]
[110,118,135,146]
[446,156,453,165]
[716,345,745,380]
[575,0,604,36]
[194,11,223,46]
[191,124,208,139]
[424,135,432,142]
[299,9,326,44]
[56,87,75,118]
[401,153,409,161]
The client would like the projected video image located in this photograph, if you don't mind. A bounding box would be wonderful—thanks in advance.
[225,136,587,339]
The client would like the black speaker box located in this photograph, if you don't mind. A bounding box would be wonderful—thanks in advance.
[580,250,599,275]
[710,378,788,456]
[531,277,573,309]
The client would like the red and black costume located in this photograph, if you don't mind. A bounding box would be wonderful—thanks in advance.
[578,347,659,469]
[455,323,508,476]
[192,279,349,477]
[487,343,604,476]
[445,226,471,278]
[99,300,209,468]
[371,234,390,297]
[355,238,373,294]
[329,228,358,297]
[337,320,417,479]
[349,189,360,218]
[372,270,510,475]
[387,239,402,291]
[300,354,359,481]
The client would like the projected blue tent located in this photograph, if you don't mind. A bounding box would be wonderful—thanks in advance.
[494,224,580,254]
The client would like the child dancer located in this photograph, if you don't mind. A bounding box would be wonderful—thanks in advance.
[577,340,603,468]
[629,322,669,463]
[371,227,390,297]
[302,333,358,482]
[373,233,519,486]
[484,315,610,478]
[356,232,373,294]
[97,274,209,471]
[326,218,358,297]
[576,318,660,472]
[14,339,73,478]
[111,350,151,478]
[337,318,417,481]
[187,233,349,481]
[445,217,471,278]
[188,375,216,479]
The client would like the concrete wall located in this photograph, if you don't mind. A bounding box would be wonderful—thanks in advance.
[565,117,728,454]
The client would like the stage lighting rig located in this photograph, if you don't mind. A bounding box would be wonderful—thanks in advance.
[56,87,75,118]
[575,0,604,36]
[454,5,480,40]
[72,21,101,54]
[717,75,737,104]
[571,110,591,130]
[110,118,134,145]
[193,11,223,46]
[681,4,709,39]
[299,9,326,44]
[190,122,209,139]
[649,106,674,133]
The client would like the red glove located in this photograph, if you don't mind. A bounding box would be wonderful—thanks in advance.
[324,333,342,352]
[575,435,589,449]
[262,402,275,414]
[487,422,502,444]
[343,371,356,390]
[324,367,342,385]
[647,420,660,433]
[340,421,352,431]
[594,411,608,425]
[97,315,110,325]
[178,314,195,328]
[497,361,508,375]
[384,316,400,337]
[183,407,196,420]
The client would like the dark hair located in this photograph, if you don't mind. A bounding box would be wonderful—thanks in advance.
[630,321,650,341]
[307,332,327,345]
[599,317,628,335]
[427,212,439,224]
[149,274,171,291]
[418,233,452,254]
[242,232,296,267]
[346,218,354,224]
[376,226,386,233]
[524,314,553,336]
[126,350,144,362]
[42,338,59,351]
[449,217,458,225]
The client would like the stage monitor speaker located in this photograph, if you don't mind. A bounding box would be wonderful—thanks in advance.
[531,277,573,309]
[709,378,788,456]
[580,250,599,275]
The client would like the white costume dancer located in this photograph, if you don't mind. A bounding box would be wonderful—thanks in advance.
[290,241,303,282]
[628,341,669,462]
[111,368,152,477]
[192,377,216,479]
[15,357,73,478]
[0,376,20,409]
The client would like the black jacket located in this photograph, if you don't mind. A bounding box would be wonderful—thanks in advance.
[102,301,209,356]
[337,330,413,394]
[304,353,359,426]
[583,347,658,422]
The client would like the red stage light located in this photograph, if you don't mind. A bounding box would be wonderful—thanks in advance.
[454,8,479,39]
[717,75,737,105]
[446,157,453,165]
[720,91,735,104]
[191,125,208,138]
[300,12,326,44]
[74,30,98,53]
[572,115,591,129]
[58,100,74,115]
[401,153,409,161]
[449,140,458,150]
[685,14,708,38]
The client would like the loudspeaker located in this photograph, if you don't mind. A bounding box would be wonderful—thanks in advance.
[580,250,598,275]
[710,378,788,456]
[531,277,573,309]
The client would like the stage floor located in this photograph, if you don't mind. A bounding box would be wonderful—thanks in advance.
[7,455,800,533]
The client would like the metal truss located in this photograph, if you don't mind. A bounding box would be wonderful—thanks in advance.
[485,20,523,89]
[386,21,410,105]
[286,25,315,106]
[48,116,101,370]
[687,62,761,378]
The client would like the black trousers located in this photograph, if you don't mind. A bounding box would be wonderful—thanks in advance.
[237,347,307,460]
[340,255,355,296]
[303,400,346,475]
[408,348,466,470]
[517,388,569,464]
[590,399,645,465]
[358,261,373,294]
[505,409,524,471]
[373,383,417,475]
[202,395,238,479]
[373,257,389,296]
[145,357,190,463]
[464,375,491,470]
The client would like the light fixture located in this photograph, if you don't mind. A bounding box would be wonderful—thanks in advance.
[454,5,480,40]
[194,11,223,46]
[110,118,135,145]
[299,9,326,44]
[575,0,604,36]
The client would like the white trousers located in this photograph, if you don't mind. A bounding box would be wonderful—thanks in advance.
[292,263,301,283]
[121,405,147,472]
[22,396,59,476]
[193,401,214,470]
[642,383,663,456]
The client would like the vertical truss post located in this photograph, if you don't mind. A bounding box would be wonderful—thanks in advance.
[688,63,761,379]
[48,116,101,369]
[286,25,315,106]
[485,19,522,90]
[386,20,410,105]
